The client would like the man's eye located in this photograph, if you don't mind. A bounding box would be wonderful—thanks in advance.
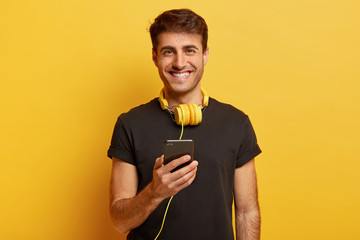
[186,49,197,54]
[163,50,174,55]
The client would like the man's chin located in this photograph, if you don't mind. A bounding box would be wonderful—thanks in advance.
[164,84,201,96]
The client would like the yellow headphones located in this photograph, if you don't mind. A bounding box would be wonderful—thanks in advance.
[158,88,209,126]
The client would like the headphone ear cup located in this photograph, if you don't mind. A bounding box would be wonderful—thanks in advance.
[188,104,195,125]
[174,107,181,125]
[188,104,202,125]
[193,104,203,125]
[175,104,190,125]
[174,104,203,126]
[182,105,190,125]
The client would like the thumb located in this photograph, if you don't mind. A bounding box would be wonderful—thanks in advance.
[153,155,164,170]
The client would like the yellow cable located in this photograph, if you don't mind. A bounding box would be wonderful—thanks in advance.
[179,121,184,140]
[154,195,174,240]
[154,122,184,240]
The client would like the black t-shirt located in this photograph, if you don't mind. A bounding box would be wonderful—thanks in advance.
[108,97,261,240]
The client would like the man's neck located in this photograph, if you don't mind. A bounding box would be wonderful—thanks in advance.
[164,88,203,108]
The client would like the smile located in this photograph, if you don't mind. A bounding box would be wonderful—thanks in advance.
[170,71,191,79]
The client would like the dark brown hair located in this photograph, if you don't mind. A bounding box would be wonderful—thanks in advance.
[150,9,208,53]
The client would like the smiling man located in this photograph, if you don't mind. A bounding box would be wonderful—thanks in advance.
[108,9,261,240]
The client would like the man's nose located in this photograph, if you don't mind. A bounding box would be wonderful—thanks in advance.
[172,53,186,69]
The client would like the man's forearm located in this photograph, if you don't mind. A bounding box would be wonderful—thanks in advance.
[110,184,164,233]
[235,208,261,240]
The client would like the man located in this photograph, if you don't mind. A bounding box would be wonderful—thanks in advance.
[108,9,261,240]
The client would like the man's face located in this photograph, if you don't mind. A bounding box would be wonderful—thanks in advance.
[152,32,209,97]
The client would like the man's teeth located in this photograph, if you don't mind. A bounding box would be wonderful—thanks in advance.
[171,72,190,78]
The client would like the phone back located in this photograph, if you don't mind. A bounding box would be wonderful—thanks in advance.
[163,139,194,172]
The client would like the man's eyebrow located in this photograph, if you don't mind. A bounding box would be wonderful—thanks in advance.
[160,46,176,52]
[183,45,199,50]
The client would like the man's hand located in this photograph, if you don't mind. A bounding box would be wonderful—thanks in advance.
[151,155,198,199]
[110,155,198,233]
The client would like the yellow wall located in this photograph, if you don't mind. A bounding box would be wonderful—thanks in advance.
[1,1,359,239]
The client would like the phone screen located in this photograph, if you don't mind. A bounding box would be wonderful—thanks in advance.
[163,139,194,172]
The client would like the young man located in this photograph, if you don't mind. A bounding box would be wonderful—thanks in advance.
[108,9,261,240]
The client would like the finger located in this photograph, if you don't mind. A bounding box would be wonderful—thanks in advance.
[164,155,192,172]
[153,155,164,170]
[171,167,197,192]
[167,161,198,188]
[170,160,198,180]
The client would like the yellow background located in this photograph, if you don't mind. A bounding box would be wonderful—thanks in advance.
[1,0,359,239]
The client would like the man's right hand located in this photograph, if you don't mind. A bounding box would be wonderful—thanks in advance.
[109,156,198,233]
[150,155,198,200]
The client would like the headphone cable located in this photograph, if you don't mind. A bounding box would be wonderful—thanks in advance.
[154,121,184,240]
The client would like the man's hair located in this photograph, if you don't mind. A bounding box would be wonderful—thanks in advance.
[150,9,208,53]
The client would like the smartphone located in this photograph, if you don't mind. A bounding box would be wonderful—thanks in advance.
[163,139,194,172]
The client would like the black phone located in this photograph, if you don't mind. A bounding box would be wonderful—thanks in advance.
[163,139,194,172]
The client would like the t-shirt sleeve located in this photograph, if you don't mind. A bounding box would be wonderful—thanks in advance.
[107,116,136,165]
[236,116,262,168]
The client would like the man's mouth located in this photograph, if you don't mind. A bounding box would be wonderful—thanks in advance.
[170,71,191,79]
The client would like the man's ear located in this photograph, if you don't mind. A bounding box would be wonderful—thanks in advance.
[152,49,158,67]
[203,47,209,66]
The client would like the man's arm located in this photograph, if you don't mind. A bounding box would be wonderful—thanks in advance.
[109,155,198,233]
[234,159,261,240]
